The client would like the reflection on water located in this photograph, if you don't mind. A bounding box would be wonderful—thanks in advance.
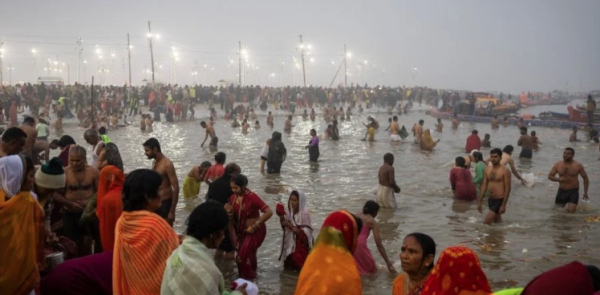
[58,104,599,294]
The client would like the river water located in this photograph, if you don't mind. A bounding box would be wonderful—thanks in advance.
[61,103,599,295]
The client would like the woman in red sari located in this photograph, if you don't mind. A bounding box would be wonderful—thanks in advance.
[225,174,273,280]
[276,190,313,270]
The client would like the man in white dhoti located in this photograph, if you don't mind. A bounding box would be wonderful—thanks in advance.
[377,153,401,209]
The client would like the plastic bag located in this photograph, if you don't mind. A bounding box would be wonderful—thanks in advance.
[232,279,259,295]
[522,173,535,188]
[577,199,592,213]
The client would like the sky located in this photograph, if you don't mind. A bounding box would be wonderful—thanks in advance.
[0,0,599,92]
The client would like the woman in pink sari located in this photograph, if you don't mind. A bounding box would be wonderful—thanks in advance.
[225,174,273,280]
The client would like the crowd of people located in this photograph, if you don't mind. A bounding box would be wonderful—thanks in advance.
[0,81,599,295]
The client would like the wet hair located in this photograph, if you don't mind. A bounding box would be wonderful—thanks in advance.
[327,124,333,129]
[572,126,578,131]
[565,147,575,155]
[473,151,483,162]
[437,118,442,122]
[143,137,161,152]
[255,120,259,124]
[362,200,380,216]
[419,119,424,124]
[69,145,87,157]
[455,156,467,168]
[230,174,248,188]
[98,126,107,135]
[186,201,229,242]
[22,153,34,175]
[520,127,527,133]
[484,133,490,139]
[224,163,240,175]
[122,169,162,212]
[58,135,76,148]
[310,129,316,134]
[50,139,60,146]
[351,213,363,236]
[502,145,514,154]
[23,117,35,125]
[200,161,212,168]
[405,232,436,271]
[384,153,394,163]
[531,131,536,136]
[587,265,600,291]
[214,152,226,164]
[393,116,398,121]
[84,129,98,138]
[471,130,478,135]
[104,143,124,171]
[491,148,503,157]
[2,127,27,142]
[200,121,207,126]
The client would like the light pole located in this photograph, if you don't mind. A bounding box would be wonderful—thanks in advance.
[344,45,351,87]
[31,48,37,83]
[298,35,307,87]
[83,60,87,85]
[76,37,82,84]
[147,21,160,87]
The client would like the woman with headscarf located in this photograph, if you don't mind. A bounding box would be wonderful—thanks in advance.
[113,169,180,295]
[420,129,440,152]
[267,131,286,174]
[512,261,598,295]
[276,190,313,270]
[450,157,477,201]
[420,246,492,295]
[0,154,44,295]
[393,233,436,295]
[57,135,76,167]
[96,165,125,252]
[225,174,273,280]
[295,210,363,295]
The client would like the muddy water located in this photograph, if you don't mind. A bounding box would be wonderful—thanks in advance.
[61,104,599,295]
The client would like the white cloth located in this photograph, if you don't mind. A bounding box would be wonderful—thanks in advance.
[260,143,269,159]
[91,141,104,167]
[390,134,401,141]
[280,190,313,262]
[376,185,397,209]
[0,155,24,198]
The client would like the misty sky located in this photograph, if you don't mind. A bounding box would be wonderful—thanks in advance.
[1,0,599,92]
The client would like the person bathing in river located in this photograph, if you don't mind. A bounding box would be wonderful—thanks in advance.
[143,138,179,226]
[465,130,481,153]
[390,116,401,141]
[482,133,491,148]
[305,129,319,162]
[531,131,541,150]
[548,147,589,213]
[267,132,286,174]
[260,139,270,174]
[451,114,459,130]
[284,115,294,132]
[450,157,477,201]
[478,148,512,225]
[420,130,440,152]
[277,190,313,270]
[377,153,401,209]
[241,119,249,134]
[254,120,261,129]
[435,118,443,132]
[182,161,211,199]
[569,126,579,142]
[200,121,218,148]
[204,152,226,185]
[491,115,500,129]
[518,127,534,159]
[392,233,436,295]
[485,145,526,185]
[353,201,396,275]
[413,120,424,144]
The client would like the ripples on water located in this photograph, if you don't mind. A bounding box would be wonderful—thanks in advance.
[61,104,599,295]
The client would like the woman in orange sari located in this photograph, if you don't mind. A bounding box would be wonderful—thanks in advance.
[225,174,273,280]
[295,210,363,295]
[112,169,179,295]
[421,246,492,295]
[97,165,125,252]
[393,233,436,295]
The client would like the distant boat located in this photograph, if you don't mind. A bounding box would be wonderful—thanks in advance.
[567,106,596,123]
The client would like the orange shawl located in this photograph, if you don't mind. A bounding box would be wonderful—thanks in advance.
[98,165,125,252]
[295,210,361,295]
[112,210,179,295]
[421,246,492,295]
[0,190,45,295]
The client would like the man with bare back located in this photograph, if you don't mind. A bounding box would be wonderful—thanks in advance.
[377,153,401,209]
[478,148,511,225]
[19,116,38,157]
[200,121,218,148]
[143,138,179,225]
[390,116,401,141]
[548,147,589,213]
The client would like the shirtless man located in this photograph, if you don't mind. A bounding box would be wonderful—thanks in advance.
[241,119,250,134]
[517,127,533,159]
[413,120,424,144]
[56,145,99,255]
[33,139,57,164]
[491,115,500,129]
[377,153,401,209]
[569,126,579,142]
[267,111,274,127]
[0,127,27,157]
[390,116,401,141]
[548,147,589,213]
[200,121,218,148]
[478,148,511,225]
[84,129,105,167]
[435,118,444,132]
[143,138,179,225]
[485,145,525,185]
[451,114,459,130]
[19,116,38,157]
[284,115,294,132]
[54,115,64,136]
[145,115,153,132]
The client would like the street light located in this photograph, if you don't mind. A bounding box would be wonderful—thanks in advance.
[31,48,37,82]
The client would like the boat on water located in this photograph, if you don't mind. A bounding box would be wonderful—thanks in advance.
[522,99,552,107]
[538,111,569,120]
[567,106,597,123]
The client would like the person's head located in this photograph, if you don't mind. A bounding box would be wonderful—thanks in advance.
[384,153,394,165]
[268,111,272,115]
[289,190,303,213]
[58,135,76,149]
[288,115,292,120]
[101,142,124,171]
[272,131,282,141]
[520,127,527,135]
[362,200,380,218]
[588,265,600,292]
[473,151,483,163]
[1,127,27,155]
[393,115,398,122]
[320,210,363,253]
[563,147,575,162]
[255,120,260,125]
[35,157,66,195]
[425,246,491,295]
[490,148,503,165]
[242,119,247,124]
[23,116,35,127]
[419,119,424,126]
[122,169,163,212]
[224,162,241,176]
[186,201,229,249]
[327,124,333,130]
[494,115,498,119]
[310,129,316,137]
[484,133,490,140]
[531,131,536,137]
[437,118,441,123]
[68,145,87,171]
[572,126,578,133]
[588,94,593,101]
[455,156,467,168]
[98,126,107,135]
[49,139,60,150]
[199,161,212,172]
[143,138,161,159]
[230,174,248,196]
[200,121,207,128]
[400,233,436,275]
[214,152,226,164]
[503,145,514,155]
[84,129,99,145]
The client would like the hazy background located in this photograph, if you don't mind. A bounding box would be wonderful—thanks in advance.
[1,0,599,92]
